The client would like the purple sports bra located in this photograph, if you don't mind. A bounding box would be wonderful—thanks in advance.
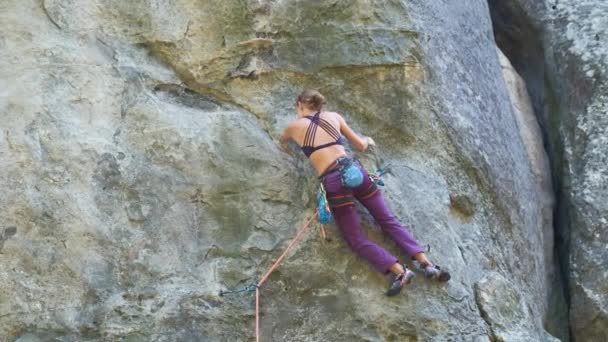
[300,112,345,158]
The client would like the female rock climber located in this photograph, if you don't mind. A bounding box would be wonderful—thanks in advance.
[280,89,450,296]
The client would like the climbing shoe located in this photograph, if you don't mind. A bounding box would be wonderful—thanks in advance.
[419,263,451,282]
[386,266,415,296]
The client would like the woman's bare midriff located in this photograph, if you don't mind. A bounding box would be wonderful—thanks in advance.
[309,146,348,176]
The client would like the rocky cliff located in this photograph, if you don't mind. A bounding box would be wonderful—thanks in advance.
[1,0,602,341]
[490,0,607,340]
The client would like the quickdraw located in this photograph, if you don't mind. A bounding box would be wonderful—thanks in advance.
[368,163,391,186]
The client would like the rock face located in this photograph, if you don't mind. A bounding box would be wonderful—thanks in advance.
[541,3,608,340]
[490,1,608,340]
[475,272,560,342]
[0,0,577,340]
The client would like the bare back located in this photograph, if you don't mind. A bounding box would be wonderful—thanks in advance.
[290,111,348,175]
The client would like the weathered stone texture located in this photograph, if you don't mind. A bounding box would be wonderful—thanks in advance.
[0,0,589,341]
[498,1,608,340]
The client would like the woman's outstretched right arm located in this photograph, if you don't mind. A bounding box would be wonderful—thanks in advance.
[337,114,375,151]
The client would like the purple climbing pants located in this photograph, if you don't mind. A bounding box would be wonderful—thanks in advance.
[322,161,425,274]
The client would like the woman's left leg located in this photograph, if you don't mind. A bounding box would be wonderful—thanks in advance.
[354,181,425,258]
[358,187,450,281]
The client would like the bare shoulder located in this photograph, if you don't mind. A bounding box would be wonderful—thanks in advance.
[323,111,344,123]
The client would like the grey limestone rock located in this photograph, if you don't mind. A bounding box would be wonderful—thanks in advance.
[491,0,608,340]
[2,0,599,340]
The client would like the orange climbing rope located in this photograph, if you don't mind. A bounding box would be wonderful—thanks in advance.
[221,167,389,340]
[255,209,320,342]
[219,167,387,340]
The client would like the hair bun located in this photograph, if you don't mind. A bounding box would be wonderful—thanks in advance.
[297,89,325,111]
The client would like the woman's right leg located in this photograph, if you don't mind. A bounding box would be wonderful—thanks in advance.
[323,170,399,275]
